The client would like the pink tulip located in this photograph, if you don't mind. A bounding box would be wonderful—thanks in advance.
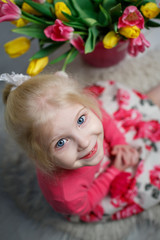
[44,19,74,41]
[128,33,150,56]
[70,35,85,53]
[118,6,144,29]
[0,0,21,23]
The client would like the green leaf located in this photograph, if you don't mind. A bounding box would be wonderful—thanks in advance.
[145,20,160,28]
[93,0,102,3]
[99,4,111,26]
[62,47,78,71]
[22,10,54,25]
[64,21,87,30]
[62,2,99,27]
[135,0,156,6]
[66,48,78,64]
[156,13,160,19]
[102,0,118,11]
[49,51,69,64]
[113,22,118,32]
[30,43,64,60]
[110,3,122,22]
[14,0,23,8]
[12,24,48,40]
[81,18,98,27]
[69,0,98,19]
[63,11,98,28]
[21,15,43,25]
[85,26,99,54]
[61,11,78,21]
[24,0,54,18]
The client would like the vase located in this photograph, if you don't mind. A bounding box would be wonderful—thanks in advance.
[81,40,128,68]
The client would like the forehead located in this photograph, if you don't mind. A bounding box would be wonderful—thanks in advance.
[41,102,84,129]
[51,103,84,127]
[43,103,85,145]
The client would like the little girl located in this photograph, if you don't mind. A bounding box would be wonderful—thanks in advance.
[1,72,160,222]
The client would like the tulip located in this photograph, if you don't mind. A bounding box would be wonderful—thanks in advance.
[140,2,160,19]
[128,33,150,56]
[119,25,140,38]
[4,37,30,58]
[70,35,85,53]
[12,18,28,27]
[55,2,71,22]
[102,31,120,49]
[44,19,74,41]
[0,0,21,23]
[22,2,41,16]
[27,57,49,76]
[118,6,144,29]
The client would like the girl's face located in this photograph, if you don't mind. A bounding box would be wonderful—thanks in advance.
[47,103,104,170]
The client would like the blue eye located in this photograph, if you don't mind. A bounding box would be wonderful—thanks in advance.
[77,115,85,125]
[56,139,66,148]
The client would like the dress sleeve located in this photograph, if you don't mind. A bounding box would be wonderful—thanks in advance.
[77,166,120,215]
[101,106,127,147]
[37,166,120,217]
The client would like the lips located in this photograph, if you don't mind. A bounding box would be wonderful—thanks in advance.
[80,142,98,160]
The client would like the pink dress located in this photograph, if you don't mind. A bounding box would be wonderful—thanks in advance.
[37,80,160,222]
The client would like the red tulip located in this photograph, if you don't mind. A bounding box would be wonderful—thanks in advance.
[70,35,85,53]
[44,19,74,41]
[128,33,150,56]
[0,0,21,23]
[118,6,144,29]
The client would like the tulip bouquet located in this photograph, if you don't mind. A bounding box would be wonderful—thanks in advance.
[1,0,160,76]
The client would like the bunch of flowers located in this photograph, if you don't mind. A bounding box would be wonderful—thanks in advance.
[1,0,160,76]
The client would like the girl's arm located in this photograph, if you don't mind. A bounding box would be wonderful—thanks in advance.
[101,107,127,147]
[37,165,120,217]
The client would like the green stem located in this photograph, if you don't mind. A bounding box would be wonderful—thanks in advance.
[62,48,74,71]
[74,31,88,35]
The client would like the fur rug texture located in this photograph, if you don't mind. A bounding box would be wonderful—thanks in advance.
[1,48,160,240]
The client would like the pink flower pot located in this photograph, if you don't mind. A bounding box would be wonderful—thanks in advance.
[81,41,128,68]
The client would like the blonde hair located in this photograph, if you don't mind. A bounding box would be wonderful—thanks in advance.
[3,73,101,174]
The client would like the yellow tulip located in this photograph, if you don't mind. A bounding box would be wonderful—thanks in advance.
[22,2,42,16]
[2,0,15,3]
[119,25,140,38]
[103,31,120,49]
[55,2,71,22]
[4,37,30,58]
[141,2,160,19]
[27,57,49,76]
[12,18,29,27]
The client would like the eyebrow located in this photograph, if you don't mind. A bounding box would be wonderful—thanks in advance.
[48,106,86,148]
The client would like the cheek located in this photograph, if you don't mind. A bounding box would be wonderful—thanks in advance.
[50,144,77,168]
[91,112,103,131]
[95,118,103,135]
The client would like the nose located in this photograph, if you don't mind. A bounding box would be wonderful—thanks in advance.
[75,133,90,151]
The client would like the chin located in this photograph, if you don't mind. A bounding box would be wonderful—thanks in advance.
[90,151,104,166]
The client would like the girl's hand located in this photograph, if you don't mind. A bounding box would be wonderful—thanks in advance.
[111,145,140,171]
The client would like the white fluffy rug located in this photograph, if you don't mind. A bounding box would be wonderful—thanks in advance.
[1,48,160,240]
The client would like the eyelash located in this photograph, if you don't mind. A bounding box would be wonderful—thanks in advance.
[77,114,86,125]
[55,114,87,149]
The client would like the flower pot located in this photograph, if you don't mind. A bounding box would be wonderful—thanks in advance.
[81,41,128,68]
